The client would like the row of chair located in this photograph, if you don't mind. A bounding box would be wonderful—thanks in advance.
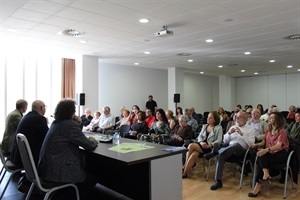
[0,133,80,200]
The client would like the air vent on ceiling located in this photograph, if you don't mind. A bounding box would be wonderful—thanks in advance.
[284,34,300,40]
[62,29,85,37]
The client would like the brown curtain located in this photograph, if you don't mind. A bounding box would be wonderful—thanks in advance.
[61,58,75,99]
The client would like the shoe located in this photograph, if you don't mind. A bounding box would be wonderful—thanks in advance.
[259,177,271,184]
[182,174,188,179]
[248,191,261,197]
[204,152,216,160]
[210,181,223,190]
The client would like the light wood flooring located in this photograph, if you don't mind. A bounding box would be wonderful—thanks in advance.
[1,159,299,200]
[182,158,299,200]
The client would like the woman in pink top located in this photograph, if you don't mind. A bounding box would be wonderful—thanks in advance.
[248,112,289,197]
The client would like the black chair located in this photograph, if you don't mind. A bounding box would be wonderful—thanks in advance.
[0,146,23,199]
[281,111,289,119]
[206,148,253,189]
[16,133,80,200]
[118,124,131,137]
[252,140,296,199]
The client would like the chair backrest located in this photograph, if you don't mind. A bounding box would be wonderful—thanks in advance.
[16,133,43,188]
[119,124,131,137]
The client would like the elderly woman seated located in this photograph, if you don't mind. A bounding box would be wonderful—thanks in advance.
[163,115,193,147]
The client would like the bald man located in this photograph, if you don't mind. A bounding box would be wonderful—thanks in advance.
[2,99,28,156]
[10,100,49,167]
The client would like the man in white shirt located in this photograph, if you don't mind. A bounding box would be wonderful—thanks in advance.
[249,108,268,142]
[96,106,115,133]
[204,111,255,190]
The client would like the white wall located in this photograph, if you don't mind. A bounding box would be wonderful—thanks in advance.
[97,62,168,116]
[183,73,219,115]
[235,74,300,111]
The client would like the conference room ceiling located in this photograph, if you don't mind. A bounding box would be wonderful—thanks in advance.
[1,0,299,77]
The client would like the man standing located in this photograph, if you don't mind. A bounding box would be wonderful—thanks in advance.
[204,111,255,190]
[10,100,49,167]
[2,99,28,156]
[145,95,157,114]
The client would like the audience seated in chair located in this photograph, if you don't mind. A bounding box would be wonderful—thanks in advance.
[182,111,222,178]
[39,99,98,199]
[190,107,201,124]
[96,106,115,133]
[115,109,130,129]
[249,112,289,198]
[145,109,156,128]
[81,108,93,127]
[183,108,198,133]
[165,109,176,131]
[83,111,101,132]
[248,109,268,142]
[218,107,230,122]
[140,109,170,143]
[204,110,255,191]
[2,99,28,157]
[164,115,193,147]
[129,105,140,125]
[125,111,148,140]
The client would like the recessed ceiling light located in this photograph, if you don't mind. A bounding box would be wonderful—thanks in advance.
[144,51,150,54]
[218,65,223,68]
[134,63,139,65]
[241,70,245,72]
[188,60,193,62]
[269,60,275,63]
[206,39,213,43]
[7,28,17,32]
[139,18,150,23]
[79,40,87,44]
[287,65,293,68]
[254,72,258,75]
[200,72,204,74]
[298,69,300,71]
[244,52,251,55]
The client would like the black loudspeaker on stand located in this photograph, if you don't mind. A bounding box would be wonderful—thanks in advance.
[173,93,180,110]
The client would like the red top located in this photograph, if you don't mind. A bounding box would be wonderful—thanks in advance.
[145,116,156,128]
[264,128,289,154]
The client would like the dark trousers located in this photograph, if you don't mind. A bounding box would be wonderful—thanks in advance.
[214,143,246,181]
[255,150,289,183]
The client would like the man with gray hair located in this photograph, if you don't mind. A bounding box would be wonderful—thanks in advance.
[96,106,115,133]
[2,99,28,156]
[183,108,199,133]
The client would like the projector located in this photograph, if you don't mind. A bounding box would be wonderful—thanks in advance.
[154,27,173,37]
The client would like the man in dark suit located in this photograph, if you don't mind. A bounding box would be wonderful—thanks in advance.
[2,99,28,156]
[10,100,49,167]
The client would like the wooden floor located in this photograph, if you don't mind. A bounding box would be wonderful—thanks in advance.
[1,159,299,200]
[182,158,299,200]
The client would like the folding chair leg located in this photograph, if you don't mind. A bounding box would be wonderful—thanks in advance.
[25,182,36,200]
[0,170,7,184]
[0,173,14,200]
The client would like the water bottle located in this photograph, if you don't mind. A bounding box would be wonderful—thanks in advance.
[113,132,120,145]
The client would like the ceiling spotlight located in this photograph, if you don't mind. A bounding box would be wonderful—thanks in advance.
[144,51,150,54]
[269,60,275,63]
[79,40,87,44]
[218,65,223,68]
[244,52,251,55]
[134,63,139,65]
[188,60,193,62]
[200,72,204,74]
[139,18,150,23]
[287,65,293,68]
[254,72,258,75]
[241,70,245,72]
[206,39,213,43]
[298,69,300,72]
